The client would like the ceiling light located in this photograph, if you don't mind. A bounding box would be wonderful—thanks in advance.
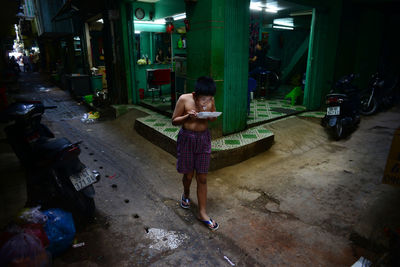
[290,10,313,16]
[273,18,293,27]
[134,20,165,25]
[273,25,294,30]
[250,3,262,11]
[96,19,104,23]
[265,8,278,13]
[135,30,141,34]
[172,13,186,20]
[250,3,278,13]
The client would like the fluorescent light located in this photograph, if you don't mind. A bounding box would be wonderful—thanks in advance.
[290,10,313,16]
[273,18,294,27]
[250,3,262,11]
[273,25,294,30]
[154,18,165,24]
[135,31,141,34]
[265,8,278,13]
[250,3,278,13]
[134,20,165,25]
[172,13,186,20]
[96,19,104,23]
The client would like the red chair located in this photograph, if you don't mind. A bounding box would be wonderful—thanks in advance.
[147,69,171,102]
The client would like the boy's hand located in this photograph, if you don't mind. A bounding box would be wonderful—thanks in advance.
[188,110,198,118]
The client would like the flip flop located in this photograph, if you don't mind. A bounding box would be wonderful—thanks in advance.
[199,218,219,231]
[180,194,190,209]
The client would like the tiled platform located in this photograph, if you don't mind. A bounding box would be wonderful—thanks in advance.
[133,105,274,171]
[247,99,307,126]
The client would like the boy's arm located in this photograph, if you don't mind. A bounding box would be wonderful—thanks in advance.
[172,97,189,125]
[172,96,197,125]
[208,98,218,122]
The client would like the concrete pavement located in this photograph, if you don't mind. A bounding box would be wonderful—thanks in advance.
[1,72,399,266]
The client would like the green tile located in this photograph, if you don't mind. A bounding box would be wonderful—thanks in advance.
[282,105,291,108]
[295,107,305,111]
[164,128,179,132]
[225,139,241,145]
[258,114,270,117]
[154,123,166,127]
[271,112,284,115]
[242,134,257,139]
[257,108,267,111]
[316,112,325,115]
[211,148,222,152]
[257,129,271,134]
[269,102,277,104]
[145,119,157,122]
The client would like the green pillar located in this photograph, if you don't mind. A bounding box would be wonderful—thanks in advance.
[304,3,342,110]
[120,1,136,104]
[186,0,249,137]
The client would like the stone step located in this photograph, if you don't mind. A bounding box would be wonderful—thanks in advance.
[133,106,274,171]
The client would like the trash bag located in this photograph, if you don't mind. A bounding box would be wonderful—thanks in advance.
[42,209,76,256]
[0,232,51,267]
[22,223,50,248]
[18,206,48,225]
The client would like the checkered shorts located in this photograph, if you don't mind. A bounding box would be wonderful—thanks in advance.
[176,128,211,174]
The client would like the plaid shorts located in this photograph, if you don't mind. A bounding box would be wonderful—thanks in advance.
[176,128,211,174]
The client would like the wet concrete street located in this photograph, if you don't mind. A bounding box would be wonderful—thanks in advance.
[1,72,400,266]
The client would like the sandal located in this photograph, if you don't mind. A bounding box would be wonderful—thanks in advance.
[180,194,190,209]
[198,218,219,231]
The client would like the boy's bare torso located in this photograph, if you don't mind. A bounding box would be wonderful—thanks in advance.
[173,93,215,132]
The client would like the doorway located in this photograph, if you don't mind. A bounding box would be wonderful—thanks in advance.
[248,0,313,125]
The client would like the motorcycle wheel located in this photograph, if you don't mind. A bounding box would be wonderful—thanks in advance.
[52,170,95,220]
[333,119,344,140]
[360,94,377,115]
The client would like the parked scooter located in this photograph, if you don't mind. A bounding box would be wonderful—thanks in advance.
[321,74,360,140]
[0,101,99,220]
[360,72,399,115]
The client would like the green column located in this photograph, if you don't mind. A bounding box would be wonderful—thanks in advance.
[223,0,250,135]
[120,1,136,104]
[304,3,342,110]
[186,0,249,137]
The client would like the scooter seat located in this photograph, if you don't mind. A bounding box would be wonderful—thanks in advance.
[33,137,72,160]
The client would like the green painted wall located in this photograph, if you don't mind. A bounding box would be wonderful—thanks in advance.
[223,0,250,135]
[186,0,224,137]
[132,2,155,21]
[139,32,151,60]
[155,0,185,19]
[303,3,342,110]
[186,0,249,136]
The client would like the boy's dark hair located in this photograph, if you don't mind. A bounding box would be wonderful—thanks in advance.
[194,76,216,96]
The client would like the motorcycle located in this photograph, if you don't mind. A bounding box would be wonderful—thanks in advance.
[1,100,99,219]
[360,72,399,115]
[321,74,361,140]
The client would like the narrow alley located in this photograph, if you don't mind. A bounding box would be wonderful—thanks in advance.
[1,72,399,266]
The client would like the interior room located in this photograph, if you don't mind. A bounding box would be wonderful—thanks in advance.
[132,0,313,123]
[247,0,313,125]
[132,2,186,115]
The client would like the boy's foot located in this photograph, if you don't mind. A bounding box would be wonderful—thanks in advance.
[198,218,219,231]
[180,194,190,209]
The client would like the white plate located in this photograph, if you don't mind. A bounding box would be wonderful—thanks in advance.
[197,112,222,119]
[69,168,97,191]
[327,106,340,116]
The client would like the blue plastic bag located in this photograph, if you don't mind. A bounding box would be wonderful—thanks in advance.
[42,209,75,256]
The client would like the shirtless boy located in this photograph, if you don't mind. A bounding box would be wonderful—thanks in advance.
[172,76,219,231]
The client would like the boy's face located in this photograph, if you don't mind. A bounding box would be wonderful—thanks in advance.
[193,93,213,108]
